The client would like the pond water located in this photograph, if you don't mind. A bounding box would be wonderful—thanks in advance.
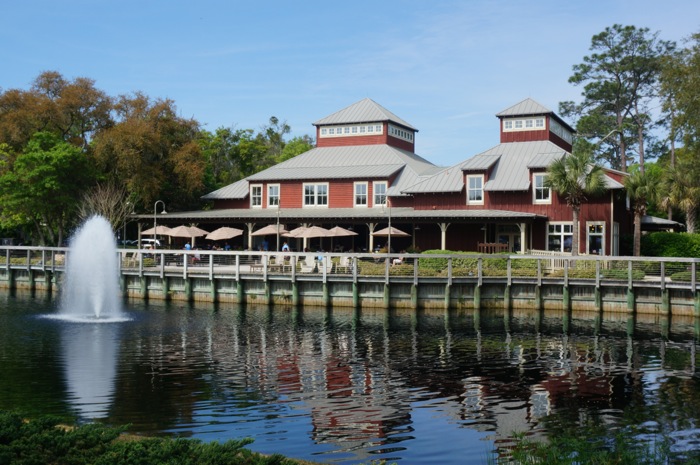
[1,291,700,464]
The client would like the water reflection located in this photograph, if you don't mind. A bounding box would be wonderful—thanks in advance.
[61,322,120,419]
[1,297,700,464]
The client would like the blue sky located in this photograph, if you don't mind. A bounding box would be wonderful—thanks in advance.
[2,0,698,167]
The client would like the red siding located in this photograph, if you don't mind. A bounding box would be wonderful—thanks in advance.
[317,134,386,147]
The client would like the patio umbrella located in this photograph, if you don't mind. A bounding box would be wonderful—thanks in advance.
[371,226,410,237]
[141,225,172,236]
[282,226,308,238]
[328,225,358,252]
[251,224,288,236]
[328,226,357,237]
[297,225,332,238]
[206,226,244,241]
[166,225,210,238]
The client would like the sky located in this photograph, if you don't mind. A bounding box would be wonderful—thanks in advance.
[2,0,698,168]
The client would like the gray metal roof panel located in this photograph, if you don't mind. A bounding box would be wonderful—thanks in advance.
[484,141,568,192]
[313,98,417,130]
[201,178,249,200]
[496,98,552,117]
[401,166,465,193]
[136,207,541,223]
[248,164,405,181]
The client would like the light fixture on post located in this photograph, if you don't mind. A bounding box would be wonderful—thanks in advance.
[276,202,281,252]
[382,196,392,253]
[153,200,166,249]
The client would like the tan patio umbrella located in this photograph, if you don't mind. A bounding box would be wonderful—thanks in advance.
[206,226,244,241]
[166,225,210,248]
[297,225,332,238]
[251,224,288,236]
[141,225,172,236]
[282,226,308,238]
[328,226,357,252]
[371,226,410,237]
[167,225,210,238]
[328,226,358,237]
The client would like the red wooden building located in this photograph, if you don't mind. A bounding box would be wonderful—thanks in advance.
[161,98,633,255]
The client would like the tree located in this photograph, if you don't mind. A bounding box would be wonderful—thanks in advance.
[278,135,314,163]
[0,132,95,245]
[0,71,113,152]
[77,182,139,233]
[92,93,206,212]
[545,151,607,256]
[561,25,675,171]
[624,166,661,256]
[660,154,700,233]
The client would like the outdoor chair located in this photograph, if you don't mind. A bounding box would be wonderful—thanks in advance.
[299,259,316,273]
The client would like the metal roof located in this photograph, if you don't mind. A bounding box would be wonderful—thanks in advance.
[201,178,249,200]
[496,98,552,117]
[203,145,439,200]
[134,206,542,224]
[403,140,568,194]
[313,98,417,130]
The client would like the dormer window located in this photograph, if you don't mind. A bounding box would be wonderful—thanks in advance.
[502,117,546,132]
[466,175,484,205]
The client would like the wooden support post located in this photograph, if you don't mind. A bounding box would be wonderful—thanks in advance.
[163,277,171,301]
[264,282,271,306]
[140,276,147,299]
[473,284,481,309]
[383,284,390,309]
[627,287,635,313]
[210,279,216,302]
[563,286,570,312]
[184,278,192,302]
[534,284,542,311]
[661,289,670,315]
[28,270,35,293]
[323,283,330,307]
[444,283,451,310]
[694,291,700,318]
[410,284,418,310]
[236,280,243,305]
[292,282,299,307]
[503,285,511,311]
[594,286,602,312]
[352,282,359,308]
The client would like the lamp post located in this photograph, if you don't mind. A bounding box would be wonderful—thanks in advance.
[382,197,392,253]
[276,203,281,252]
[153,200,166,249]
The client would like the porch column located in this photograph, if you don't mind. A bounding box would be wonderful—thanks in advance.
[246,223,255,250]
[520,223,526,254]
[438,223,450,250]
[368,223,378,251]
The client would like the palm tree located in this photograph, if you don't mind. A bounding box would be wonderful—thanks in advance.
[660,158,700,233]
[545,151,607,256]
[625,167,661,256]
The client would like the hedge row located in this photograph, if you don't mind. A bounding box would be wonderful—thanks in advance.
[0,410,297,465]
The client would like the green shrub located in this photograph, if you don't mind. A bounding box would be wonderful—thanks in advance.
[0,410,297,465]
[670,271,693,282]
[641,232,700,258]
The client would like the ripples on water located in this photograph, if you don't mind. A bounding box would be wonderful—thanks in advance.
[1,292,700,464]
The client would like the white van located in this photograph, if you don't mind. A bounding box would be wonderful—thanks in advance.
[141,239,161,249]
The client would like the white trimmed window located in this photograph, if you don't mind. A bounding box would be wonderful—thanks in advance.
[373,181,387,206]
[268,184,280,207]
[354,182,368,207]
[303,183,328,207]
[466,175,484,205]
[533,173,551,204]
[250,184,262,208]
[587,222,605,255]
[547,222,574,252]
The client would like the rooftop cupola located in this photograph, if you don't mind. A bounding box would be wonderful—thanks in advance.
[313,98,418,152]
[496,98,574,152]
